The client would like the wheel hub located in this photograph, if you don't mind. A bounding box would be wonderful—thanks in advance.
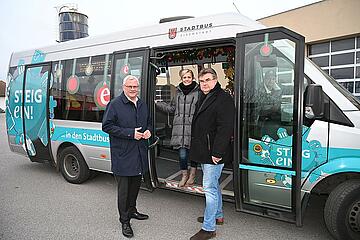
[349,200,360,233]
[64,154,79,178]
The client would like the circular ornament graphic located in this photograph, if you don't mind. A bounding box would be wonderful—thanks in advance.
[67,75,79,94]
[94,82,110,109]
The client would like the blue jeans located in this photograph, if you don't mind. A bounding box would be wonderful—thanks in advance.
[201,163,224,232]
[179,148,197,170]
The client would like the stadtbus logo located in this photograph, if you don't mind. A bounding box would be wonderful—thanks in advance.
[168,23,213,39]
[168,28,177,39]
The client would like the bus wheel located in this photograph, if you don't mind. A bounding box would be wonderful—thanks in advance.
[324,179,360,240]
[59,146,90,184]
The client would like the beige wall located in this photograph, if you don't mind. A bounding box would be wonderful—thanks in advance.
[258,0,360,43]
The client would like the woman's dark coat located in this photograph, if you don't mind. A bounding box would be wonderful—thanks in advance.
[189,83,235,165]
[102,93,151,176]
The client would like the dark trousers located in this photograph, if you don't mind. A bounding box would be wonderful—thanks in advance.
[115,175,142,224]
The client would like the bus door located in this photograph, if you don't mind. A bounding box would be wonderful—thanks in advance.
[234,27,305,225]
[111,47,157,191]
[22,63,54,163]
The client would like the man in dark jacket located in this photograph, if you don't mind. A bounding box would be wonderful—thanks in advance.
[257,69,282,138]
[189,68,235,240]
[102,75,151,238]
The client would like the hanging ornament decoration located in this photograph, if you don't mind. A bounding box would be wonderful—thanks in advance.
[158,47,235,65]
[121,64,130,75]
[85,56,94,76]
[54,62,62,89]
[119,63,131,80]
[56,67,62,79]
[157,47,236,94]
[85,64,94,76]
[67,59,79,94]
[66,75,79,94]
[260,33,273,57]
[94,81,110,109]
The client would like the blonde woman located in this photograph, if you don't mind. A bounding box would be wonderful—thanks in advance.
[156,69,199,187]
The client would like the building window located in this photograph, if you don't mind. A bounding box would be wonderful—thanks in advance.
[331,67,354,79]
[311,56,329,67]
[331,38,355,52]
[309,42,329,55]
[309,36,360,98]
[355,81,360,93]
[331,53,354,66]
[339,81,354,93]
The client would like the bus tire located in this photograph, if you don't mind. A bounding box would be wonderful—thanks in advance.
[59,146,90,184]
[324,179,360,240]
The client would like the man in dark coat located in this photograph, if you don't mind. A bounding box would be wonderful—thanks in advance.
[102,75,151,238]
[257,69,282,138]
[189,68,235,240]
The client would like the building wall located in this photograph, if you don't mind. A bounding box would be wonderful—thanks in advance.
[258,0,360,100]
[258,0,360,44]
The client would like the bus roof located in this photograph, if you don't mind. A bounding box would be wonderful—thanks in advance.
[10,12,264,66]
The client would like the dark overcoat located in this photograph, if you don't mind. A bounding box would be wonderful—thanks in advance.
[102,93,151,176]
[189,83,235,165]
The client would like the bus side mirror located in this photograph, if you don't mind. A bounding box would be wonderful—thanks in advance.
[304,84,324,119]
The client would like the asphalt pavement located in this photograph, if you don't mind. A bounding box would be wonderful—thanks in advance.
[0,114,333,240]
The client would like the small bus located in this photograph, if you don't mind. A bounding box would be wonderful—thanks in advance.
[5,13,360,240]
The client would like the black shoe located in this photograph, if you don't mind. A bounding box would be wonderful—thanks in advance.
[121,223,134,238]
[130,211,149,220]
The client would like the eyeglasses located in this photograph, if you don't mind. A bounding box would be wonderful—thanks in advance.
[124,85,139,89]
[199,78,215,84]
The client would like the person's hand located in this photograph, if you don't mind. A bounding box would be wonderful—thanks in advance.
[134,127,143,140]
[212,156,222,164]
[143,130,151,139]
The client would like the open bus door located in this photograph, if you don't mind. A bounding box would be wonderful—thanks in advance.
[234,27,305,225]
[22,63,54,163]
[110,47,158,191]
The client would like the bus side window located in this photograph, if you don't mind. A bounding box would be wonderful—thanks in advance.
[52,54,112,122]
[113,52,143,98]
[51,61,63,120]
[62,58,83,120]
[81,54,112,122]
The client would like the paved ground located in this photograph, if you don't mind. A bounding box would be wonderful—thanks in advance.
[0,114,333,240]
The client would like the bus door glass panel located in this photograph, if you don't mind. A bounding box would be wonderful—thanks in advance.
[243,41,296,208]
[23,64,53,162]
[237,28,304,224]
[113,52,144,98]
[112,49,154,191]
